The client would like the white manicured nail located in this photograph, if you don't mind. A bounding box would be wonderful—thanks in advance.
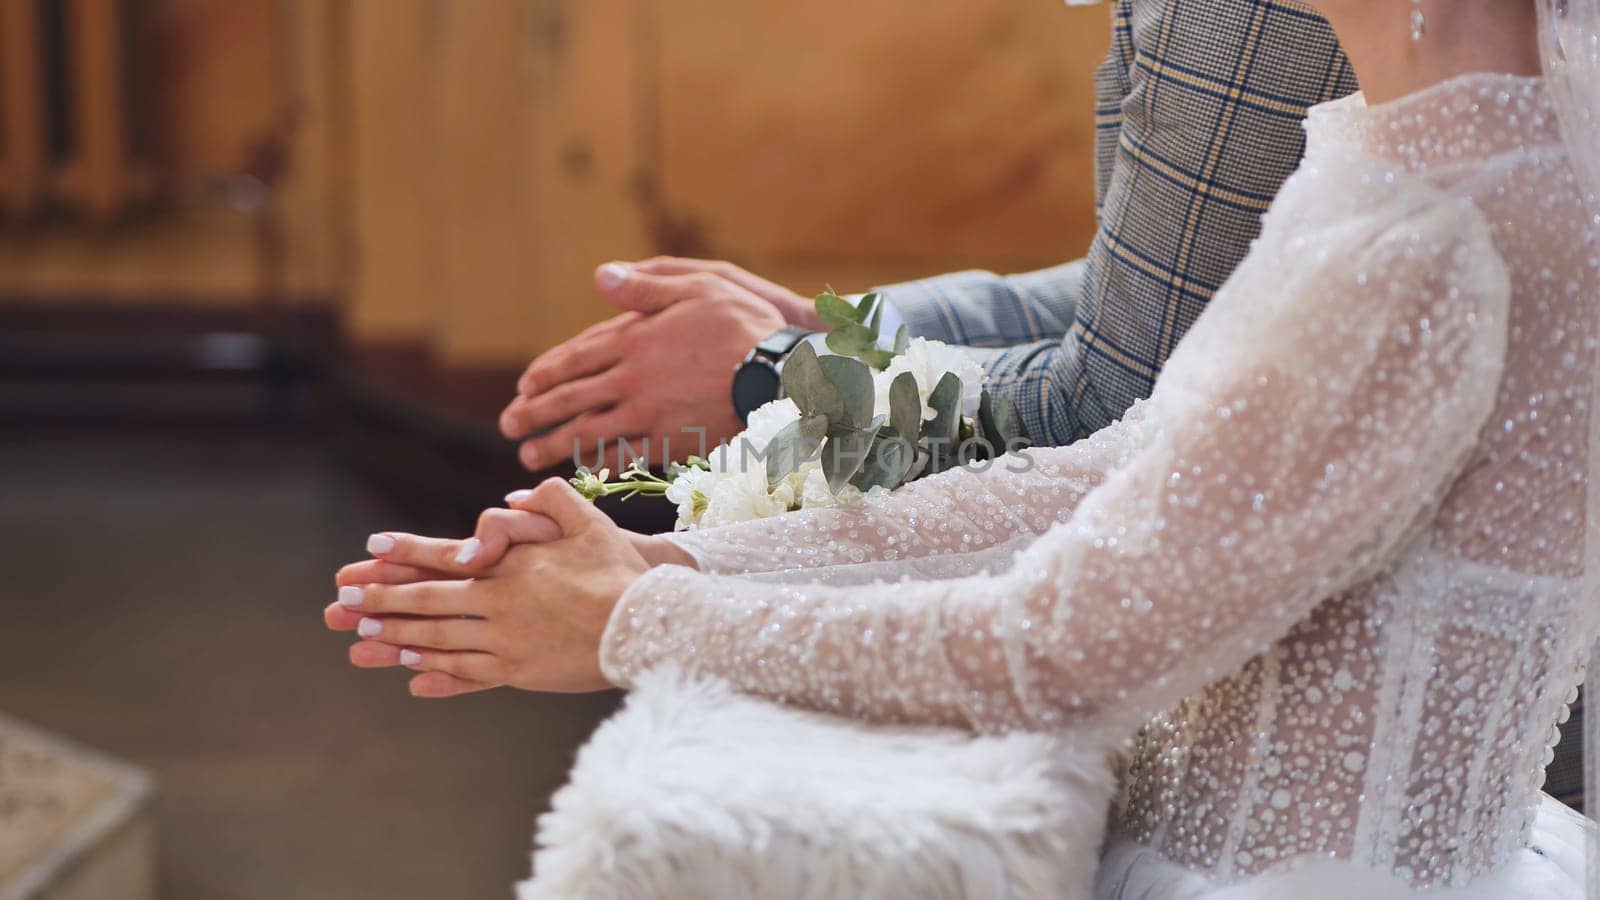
[598,262,630,290]
[505,489,533,504]
[338,586,364,608]
[366,533,396,554]
[358,617,382,638]
[455,538,481,565]
[400,649,422,667]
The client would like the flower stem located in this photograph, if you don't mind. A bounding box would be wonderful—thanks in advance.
[571,463,676,502]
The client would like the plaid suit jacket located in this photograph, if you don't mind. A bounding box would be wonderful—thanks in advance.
[876,0,1586,811]
[880,0,1353,444]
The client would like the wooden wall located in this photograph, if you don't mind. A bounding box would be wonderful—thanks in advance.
[0,0,1112,371]
[340,0,1110,368]
[0,0,292,300]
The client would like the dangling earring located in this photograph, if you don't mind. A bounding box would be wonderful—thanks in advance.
[1409,0,1426,42]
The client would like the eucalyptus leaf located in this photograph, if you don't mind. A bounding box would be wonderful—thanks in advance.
[991,394,1029,449]
[765,414,828,486]
[977,392,1012,458]
[893,323,910,355]
[821,413,883,492]
[924,372,962,447]
[865,292,884,335]
[850,430,916,492]
[818,355,876,431]
[782,342,844,421]
[924,446,957,477]
[815,291,860,331]
[824,322,875,352]
[888,371,921,446]
[825,324,896,370]
[861,347,896,370]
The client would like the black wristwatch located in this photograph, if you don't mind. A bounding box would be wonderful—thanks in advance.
[731,325,812,423]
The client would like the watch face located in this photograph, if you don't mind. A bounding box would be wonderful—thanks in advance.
[732,361,782,421]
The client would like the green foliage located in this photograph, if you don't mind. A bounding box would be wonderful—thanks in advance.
[814,291,862,330]
[849,428,915,492]
[820,414,882,492]
[782,342,843,422]
[922,372,964,476]
[572,289,1040,509]
[978,393,1029,454]
[824,325,894,370]
[887,372,921,446]
[790,289,1037,494]
[818,355,876,431]
[765,414,829,486]
[815,290,895,370]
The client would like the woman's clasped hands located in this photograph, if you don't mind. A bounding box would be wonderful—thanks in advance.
[323,478,693,698]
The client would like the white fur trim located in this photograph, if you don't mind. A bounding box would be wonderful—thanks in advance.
[520,670,1117,899]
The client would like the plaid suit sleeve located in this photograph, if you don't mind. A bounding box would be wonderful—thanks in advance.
[971,0,1356,445]
[873,262,1086,348]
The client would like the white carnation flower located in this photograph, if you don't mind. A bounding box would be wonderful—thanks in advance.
[665,465,713,530]
[779,464,811,506]
[698,465,790,528]
[873,338,985,421]
[742,398,801,451]
[799,463,863,510]
[670,397,815,529]
[707,397,800,476]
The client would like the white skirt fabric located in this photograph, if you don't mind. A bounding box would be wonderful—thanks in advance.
[1094,795,1588,900]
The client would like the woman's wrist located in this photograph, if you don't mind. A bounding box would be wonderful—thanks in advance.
[632,533,700,570]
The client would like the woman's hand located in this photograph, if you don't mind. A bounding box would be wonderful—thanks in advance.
[328,479,657,697]
[324,489,691,629]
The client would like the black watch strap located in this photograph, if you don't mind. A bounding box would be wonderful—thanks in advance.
[752,325,812,362]
[732,326,814,423]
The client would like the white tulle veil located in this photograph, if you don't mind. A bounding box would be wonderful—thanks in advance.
[1539,1,1600,897]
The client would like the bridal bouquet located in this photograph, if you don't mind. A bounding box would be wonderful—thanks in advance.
[573,292,1029,530]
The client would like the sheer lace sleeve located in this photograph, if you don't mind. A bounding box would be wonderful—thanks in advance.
[604,192,1511,734]
[665,405,1152,576]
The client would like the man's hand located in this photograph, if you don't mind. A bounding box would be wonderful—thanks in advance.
[327,480,691,698]
[500,257,822,472]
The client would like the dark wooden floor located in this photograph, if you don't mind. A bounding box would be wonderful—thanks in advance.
[0,424,621,900]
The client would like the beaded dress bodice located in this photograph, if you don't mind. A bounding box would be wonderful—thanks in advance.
[600,75,1600,889]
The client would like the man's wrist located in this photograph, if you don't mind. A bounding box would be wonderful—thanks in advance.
[732,293,909,421]
[732,325,812,422]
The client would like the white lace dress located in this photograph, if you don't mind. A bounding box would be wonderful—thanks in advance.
[598,74,1600,899]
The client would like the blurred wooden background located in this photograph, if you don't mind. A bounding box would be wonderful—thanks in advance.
[0,0,1109,414]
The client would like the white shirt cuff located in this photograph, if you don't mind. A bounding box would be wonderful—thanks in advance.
[846,293,909,348]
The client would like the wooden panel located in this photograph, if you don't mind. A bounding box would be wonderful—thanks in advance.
[429,0,540,365]
[656,1,1111,276]
[0,208,263,300]
[520,0,654,354]
[276,0,348,302]
[344,0,434,342]
[65,0,130,220]
[0,0,46,216]
[142,0,283,182]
